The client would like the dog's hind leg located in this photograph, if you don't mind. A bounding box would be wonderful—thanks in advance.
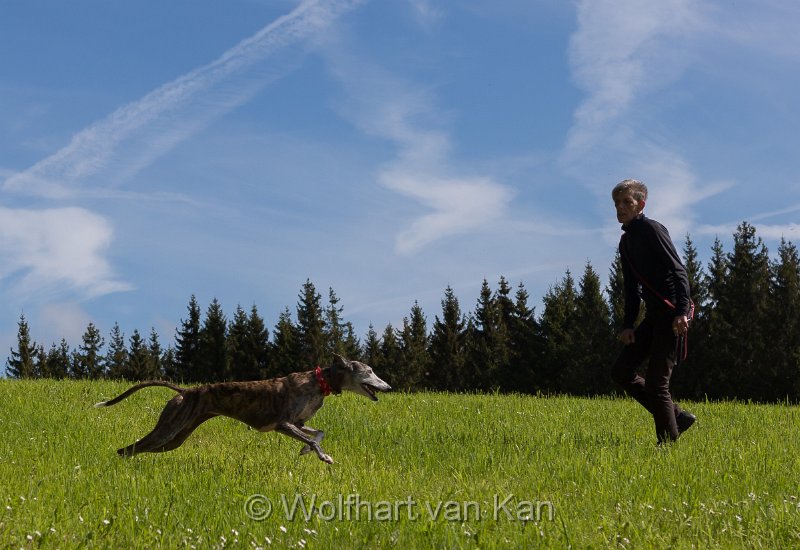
[118,395,198,457]
[276,421,333,464]
[149,413,217,453]
[298,426,325,456]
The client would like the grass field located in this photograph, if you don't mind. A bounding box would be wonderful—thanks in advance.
[1,379,799,548]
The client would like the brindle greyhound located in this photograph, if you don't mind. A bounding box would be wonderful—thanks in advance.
[95,354,391,464]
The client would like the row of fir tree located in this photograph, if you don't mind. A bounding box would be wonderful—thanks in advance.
[6,222,800,402]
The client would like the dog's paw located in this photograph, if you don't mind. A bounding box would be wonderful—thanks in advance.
[320,453,334,464]
[299,445,312,455]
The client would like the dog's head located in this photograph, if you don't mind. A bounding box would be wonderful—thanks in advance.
[332,354,391,401]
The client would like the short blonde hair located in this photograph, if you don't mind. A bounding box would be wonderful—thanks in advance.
[612,179,648,202]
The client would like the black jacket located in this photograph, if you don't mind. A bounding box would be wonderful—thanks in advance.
[619,214,691,328]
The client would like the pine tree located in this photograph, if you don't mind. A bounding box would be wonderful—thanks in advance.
[340,321,362,361]
[73,322,105,379]
[296,280,326,367]
[271,307,300,376]
[227,304,269,381]
[767,238,800,400]
[227,305,251,381]
[174,295,201,382]
[198,298,228,382]
[363,324,382,370]
[505,282,542,393]
[467,279,508,391]
[429,286,467,391]
[398,301,430,391]
[43,339,71,379]
[162,346,179,381]
[569,262,614,395]
[379,323,403,389]
[324,288,345,357]
[127,329,149,380]
[606,251,625,332]
[672,234,710,398]
[540,270,578,394]
[700,237,729,398]
[105,323,129,379]
[145,328,163,380]
[247,305,270,377]
[716,223,771,399]
[6,314,39,379]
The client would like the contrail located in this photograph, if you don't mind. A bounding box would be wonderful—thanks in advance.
[3,0,365,198]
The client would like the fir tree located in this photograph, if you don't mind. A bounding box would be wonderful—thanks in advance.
[227,305,252,381]
[161,346,179,381]
[379,323,403,389]
[569,262,614,395]
[6,314,38,379]
[324,288,345,356]
[699,237,729,398]
[198,298,228,382]
[340,321,362,361]
[716,222,771,399]
[398,301,430,391]
[429,286,467,391]
[127,329,149,380]
[43,339,71,379]
[768,238,800,400]
[540,270,578,394]
[606,251,625,332]
[672,234,710,398]
[467,279,509,391]
[227,304,269,381]
[505,282,542,393]
[105,323,129,379]
[247,305,270,377]
[296,280,326,368]
[145,328,163,380]
[271,307,300,376]
[363,324,382,370]
[174,295,201,382]
[73,322,105,379]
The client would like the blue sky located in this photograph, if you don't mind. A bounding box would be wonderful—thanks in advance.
[2,0,799,360]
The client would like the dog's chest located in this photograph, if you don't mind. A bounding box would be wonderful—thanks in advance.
[294,397,324,422]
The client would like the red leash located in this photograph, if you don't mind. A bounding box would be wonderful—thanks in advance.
[620,236,694,363]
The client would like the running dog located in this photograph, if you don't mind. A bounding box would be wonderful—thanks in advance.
[95,354,391,464]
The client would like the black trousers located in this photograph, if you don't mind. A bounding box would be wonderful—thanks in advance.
[612,315,683,443]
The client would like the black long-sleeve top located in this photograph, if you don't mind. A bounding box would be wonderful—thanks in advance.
[619,214,691,329]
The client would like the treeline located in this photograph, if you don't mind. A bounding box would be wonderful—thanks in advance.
[5,222,800,402]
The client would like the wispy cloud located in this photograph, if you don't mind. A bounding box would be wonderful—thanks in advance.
[0,0,366,303]
[2,0,366,199]
[561,0,732,238]
[320,20,515,254]
[564,0,699,159]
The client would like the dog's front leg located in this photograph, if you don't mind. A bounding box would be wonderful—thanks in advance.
[276,421,333,464]
[298,426,325,456]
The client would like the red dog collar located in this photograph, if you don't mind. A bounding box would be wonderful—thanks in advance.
[315,366,332,397]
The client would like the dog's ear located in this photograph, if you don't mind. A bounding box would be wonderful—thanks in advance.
[332,353,352,370]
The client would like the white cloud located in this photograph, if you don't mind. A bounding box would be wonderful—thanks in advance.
[0,206,130,298]
[565,0,699,158]
[320,32,515,254]
[2,0,366,199]
[380,169,514,253]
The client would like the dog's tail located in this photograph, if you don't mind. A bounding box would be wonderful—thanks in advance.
[94,381,186,408]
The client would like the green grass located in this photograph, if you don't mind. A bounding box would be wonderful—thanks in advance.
[1,380,799,548]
